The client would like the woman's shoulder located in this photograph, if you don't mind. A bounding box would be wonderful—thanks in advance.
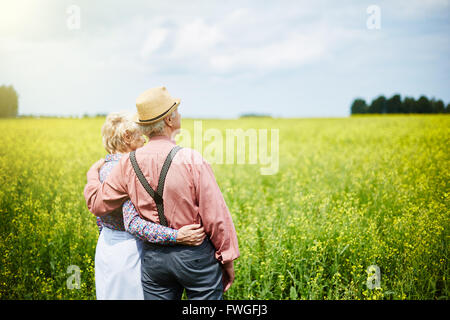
[105,153,123,162]
[99,154,123,182]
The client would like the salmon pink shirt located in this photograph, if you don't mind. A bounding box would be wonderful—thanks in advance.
[84,135,239,264]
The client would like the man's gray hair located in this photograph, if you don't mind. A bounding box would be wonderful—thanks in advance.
[138,110,177,138]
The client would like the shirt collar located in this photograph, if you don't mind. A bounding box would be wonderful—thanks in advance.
[105,153,123,162]
[148,135,176,143]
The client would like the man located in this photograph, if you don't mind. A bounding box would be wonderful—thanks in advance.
[84,86,239,299]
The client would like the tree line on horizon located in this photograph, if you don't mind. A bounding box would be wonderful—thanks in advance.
[2,85,449,118]
[351,94,449,115]
[0,85,18,118]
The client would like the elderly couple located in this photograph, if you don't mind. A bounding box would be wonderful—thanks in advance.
[83,86,239,300]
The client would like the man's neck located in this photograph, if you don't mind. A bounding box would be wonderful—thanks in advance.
[163,126,175,140]
[163,127,175,139]
[148,127,175,141]
[149,132,173,141]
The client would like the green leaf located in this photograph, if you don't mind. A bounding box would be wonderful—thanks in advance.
[290,286,298,300]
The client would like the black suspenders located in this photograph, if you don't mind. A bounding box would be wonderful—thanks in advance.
[129,146,182,227]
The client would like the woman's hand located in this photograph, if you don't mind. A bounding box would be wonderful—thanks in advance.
[176,224,206,246]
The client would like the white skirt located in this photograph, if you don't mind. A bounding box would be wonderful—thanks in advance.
[95,226,144,300]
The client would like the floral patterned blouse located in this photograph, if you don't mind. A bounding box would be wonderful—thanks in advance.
[96,153,177,244]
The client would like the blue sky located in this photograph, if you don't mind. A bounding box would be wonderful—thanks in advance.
[0,0,449,118]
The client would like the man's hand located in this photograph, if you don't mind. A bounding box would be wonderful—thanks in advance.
[176,224,206,246]
[221,261,235,292]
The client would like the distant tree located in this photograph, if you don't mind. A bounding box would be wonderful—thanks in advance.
[403,97,417,113]
[356,94,448,114]
[431,99,445,113]
[416,95,432,113]
[368,95,387,113]
[0,85,19,117]
[386,94,402,113]
[350,98,368,114]
[240,113,272,118]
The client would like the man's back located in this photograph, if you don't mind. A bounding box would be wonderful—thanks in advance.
[84,134,239,265]
[123,135,198,228]
[84,86,239,299]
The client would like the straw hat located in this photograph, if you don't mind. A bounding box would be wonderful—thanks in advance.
[132,86,180,125]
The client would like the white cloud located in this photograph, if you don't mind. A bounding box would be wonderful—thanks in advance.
[209,32,326,72]
[134,8,339,74]
[140,27,169,58]
[172,19,223,56]
[133,7,369,74]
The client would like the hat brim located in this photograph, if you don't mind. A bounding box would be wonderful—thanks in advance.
[133,99,180,125]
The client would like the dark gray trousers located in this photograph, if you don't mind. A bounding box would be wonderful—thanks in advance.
[141,238,223,300]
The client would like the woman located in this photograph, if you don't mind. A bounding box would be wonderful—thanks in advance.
[94,111,206,300]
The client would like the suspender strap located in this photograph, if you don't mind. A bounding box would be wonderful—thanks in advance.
[157,146,182,200]
[129,146,182,227]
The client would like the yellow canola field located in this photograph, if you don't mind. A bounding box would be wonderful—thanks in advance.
[0,115,448,299]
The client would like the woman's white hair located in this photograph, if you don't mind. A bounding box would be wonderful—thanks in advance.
[102,111,141,154]
[138,110,176,138]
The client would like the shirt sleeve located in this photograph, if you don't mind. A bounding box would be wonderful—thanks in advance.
[122,199,178,244]
[84,157,129,217]
[195,159,240,264]
[96,217,103,234]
